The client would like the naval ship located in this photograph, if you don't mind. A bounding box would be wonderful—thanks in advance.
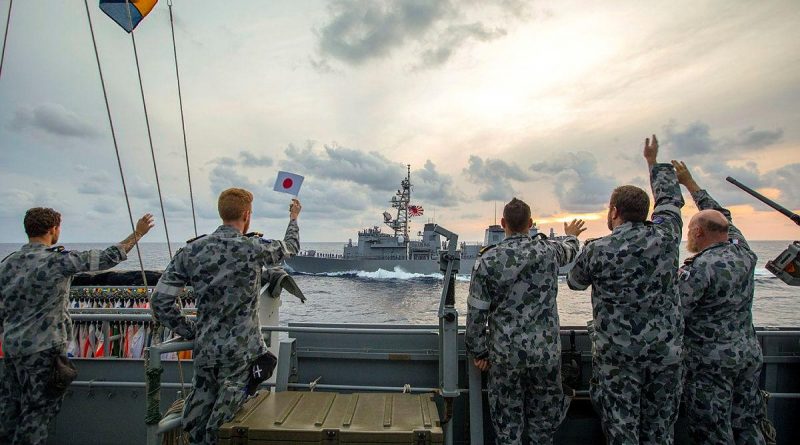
[285,166,572,276]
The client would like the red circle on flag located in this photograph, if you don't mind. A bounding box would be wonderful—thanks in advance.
[282,178,294,189]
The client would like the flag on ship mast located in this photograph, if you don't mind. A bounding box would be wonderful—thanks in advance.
[273,171,304,196]
[408,205,424,217]
[99,0,159,33]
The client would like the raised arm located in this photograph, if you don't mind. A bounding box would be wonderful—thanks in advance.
[673,160,749,248]
[549,219,586,266]
[150,250,196,340]
[567,243,593,291]
[465,260,491,368]
[61,213,154,275]
[645,135,684,241]
[260,199,301,266]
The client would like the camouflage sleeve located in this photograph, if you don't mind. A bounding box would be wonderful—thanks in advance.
[678,261,709,319]
[465,260,491,359]
[548,236,579,267]
[60,244,128,276]
[690,189,750,249]
[150,250,196,340]
[259,220,300,267]
[650,163,684,241]
[567,243,593,290]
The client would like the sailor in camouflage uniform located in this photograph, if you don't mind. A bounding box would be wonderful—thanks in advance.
[672,161,774,445]
[0,208,154,445]
[466,197,587,445]
[568,136,685,444]
[150,188,301,445]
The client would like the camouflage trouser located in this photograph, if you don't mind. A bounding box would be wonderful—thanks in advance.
[0,347,66,445]
[590,358,683,445]
[487,363,571,445]
[684,354,768,445]
[182,360,250,445]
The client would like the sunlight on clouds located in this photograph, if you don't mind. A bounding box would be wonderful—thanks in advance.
[536,212,604,224]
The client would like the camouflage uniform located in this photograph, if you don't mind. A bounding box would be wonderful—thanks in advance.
[0,243,127,444]
[679,190,770,445]
[465,233,579,445]
[151,221,299,445]
[567,163,684,445]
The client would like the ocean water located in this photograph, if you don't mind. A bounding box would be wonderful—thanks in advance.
[1,240,797,327]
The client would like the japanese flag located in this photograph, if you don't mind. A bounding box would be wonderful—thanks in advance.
[273,171,304,196]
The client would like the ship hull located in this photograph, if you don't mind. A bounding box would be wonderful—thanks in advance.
[285,256,477,275]
[285,256,572,276]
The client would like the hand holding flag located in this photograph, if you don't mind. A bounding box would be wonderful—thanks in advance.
[274,171,304,196]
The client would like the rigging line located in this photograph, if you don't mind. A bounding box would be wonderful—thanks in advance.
[82,0,148,287]
[124,0,173,258]
[125,1,186,393]
[167,0,198,237]
[0,0,13,80]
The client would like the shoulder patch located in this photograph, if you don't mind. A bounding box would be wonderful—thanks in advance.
[46,245,66,253]
[479,244,496,256]
[244,231,264,238]
[186,234,207,244]
[652,216,665,225]
[532,233,547,241]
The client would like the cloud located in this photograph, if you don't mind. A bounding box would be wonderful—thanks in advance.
[207,159,287,219]
[239,150,273,167]
[314,0,523,69]
[765,164,800,209]
[282,142,406,191]
[77,172,154,200]
[463,155,529,201]
[92,201,118,215]
[661,121,792,207]
[418,23,506,68]
[78,173,113,195]
[316,0,453,66]
[0,186,58,218]
[205,155,377,223]
[663,120,783,158]
[412,160,462,207]
[8,103,100,139]
[530,152,616,212]
[728,127,784,150]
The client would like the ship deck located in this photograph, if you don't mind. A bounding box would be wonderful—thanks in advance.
[3,322,796,444]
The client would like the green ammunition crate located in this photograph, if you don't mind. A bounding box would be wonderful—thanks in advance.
[219,391,443,444]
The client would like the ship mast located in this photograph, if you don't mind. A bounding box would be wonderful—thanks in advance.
[386,165,411,240]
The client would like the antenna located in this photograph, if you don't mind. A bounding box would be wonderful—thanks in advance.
[494,202,497,225]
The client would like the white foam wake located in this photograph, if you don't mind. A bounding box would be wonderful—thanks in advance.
[307,267,471,281]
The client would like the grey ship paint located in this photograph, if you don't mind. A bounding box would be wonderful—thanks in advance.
[285,166,572,275]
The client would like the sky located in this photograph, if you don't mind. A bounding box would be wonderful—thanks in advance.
[0,0,798,244]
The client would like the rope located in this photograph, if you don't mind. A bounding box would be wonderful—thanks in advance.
[167,0,198,238]
[124,0,174,258]
[145,366,164,425]
[82,0,148,287]
[0,0,12,81]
